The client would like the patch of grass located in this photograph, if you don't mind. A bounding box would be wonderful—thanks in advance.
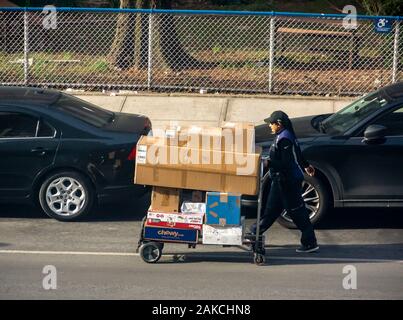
[62,52,73,60]
[212,46,222,54]
[89,60,110,73]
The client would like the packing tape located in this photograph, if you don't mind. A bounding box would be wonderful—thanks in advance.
[209,202,219,209]
[153,168,159,181]
[220,193,228,203]
[181,170,187,187]
[162,192,169,206]
[209,210,218,218]
[220,174,226,192]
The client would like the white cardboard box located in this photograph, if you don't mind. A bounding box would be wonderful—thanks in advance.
[147,211,204,225]
[202,217,245,245]
[180,202,206,214]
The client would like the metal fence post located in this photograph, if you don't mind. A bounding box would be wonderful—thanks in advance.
[147,11,153,90]
[268,14,275,93]
[392,19,400,83]
[23,10,29,85]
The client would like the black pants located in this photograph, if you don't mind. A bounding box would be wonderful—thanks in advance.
[250,176,317,246]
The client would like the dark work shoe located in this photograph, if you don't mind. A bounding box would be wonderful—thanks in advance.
[244,232,256,251]
[244,232,256,239]
[296,244,319,253]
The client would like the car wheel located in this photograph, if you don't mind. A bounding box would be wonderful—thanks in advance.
[39,171,94,221]
[277,174,330,229]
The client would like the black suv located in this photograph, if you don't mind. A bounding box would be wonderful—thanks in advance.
[244,82,403,228]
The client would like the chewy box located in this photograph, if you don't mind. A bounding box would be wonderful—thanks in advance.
[144,226,198,244]
[206,192,241,226]
[146,211,204,231]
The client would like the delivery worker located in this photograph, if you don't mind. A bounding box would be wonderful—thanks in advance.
[249,110,319,253]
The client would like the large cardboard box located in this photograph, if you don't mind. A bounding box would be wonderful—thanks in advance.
[155,125,223,150]
[205,192,241,226]
[202,217,245,245]
[184,126,224,151]
[144,225,198,244]
[156,123,255,153]
[134,136,260,195]
[221,122,255,154]
[150,187,180,213]
[158,125,187,147]
[146,210,204,230]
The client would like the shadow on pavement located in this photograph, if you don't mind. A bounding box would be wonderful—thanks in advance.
[0,203,46,219]
[0,243,11,248]
[315,208,403,230]
[86,192,151,222]
[1,197,403,228]
[244,207,403,230]
[156,243,403,266]
[0,192,151,222]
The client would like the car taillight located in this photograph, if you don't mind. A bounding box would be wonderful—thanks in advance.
[128,146,137,161]
[144,118,152,132]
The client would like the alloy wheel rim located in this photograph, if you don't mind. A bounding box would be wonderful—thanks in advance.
[45,177,86,216]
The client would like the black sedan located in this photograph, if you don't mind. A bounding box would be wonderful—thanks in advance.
[0,86,151,221]
[244,82,403,228]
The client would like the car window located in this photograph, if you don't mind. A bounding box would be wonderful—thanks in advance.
[371,106,403,136]
[0,112,38,138]
[52,94,114,127]
[321,92,389,135]
[37,121,56,137]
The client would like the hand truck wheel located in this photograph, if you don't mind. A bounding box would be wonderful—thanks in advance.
[139,242,163,263]
[254,253,266,266]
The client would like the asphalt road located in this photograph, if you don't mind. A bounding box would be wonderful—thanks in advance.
[0,195,402,300]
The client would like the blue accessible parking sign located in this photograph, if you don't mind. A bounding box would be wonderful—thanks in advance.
[374,18,393,33]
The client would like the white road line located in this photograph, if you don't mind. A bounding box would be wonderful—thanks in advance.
[0,250,138,256]
[0,250,402,263]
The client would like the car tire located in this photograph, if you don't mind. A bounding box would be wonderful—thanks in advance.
[277,174,330,229]
[39,171,95,222]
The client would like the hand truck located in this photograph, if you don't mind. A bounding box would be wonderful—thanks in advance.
[136,157,270,265]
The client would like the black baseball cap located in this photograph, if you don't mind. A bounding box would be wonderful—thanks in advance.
[264,110,289,124]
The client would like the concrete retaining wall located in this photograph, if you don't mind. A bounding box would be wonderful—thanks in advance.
[74,92,356,128]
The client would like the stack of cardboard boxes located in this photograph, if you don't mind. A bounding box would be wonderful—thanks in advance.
[144,187,203,244]
[134,122,260,245]
[203,192,244,245]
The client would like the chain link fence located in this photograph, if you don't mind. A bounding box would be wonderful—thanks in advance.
[0,8,402,95]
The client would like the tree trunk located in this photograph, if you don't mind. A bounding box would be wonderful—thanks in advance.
[158,0,218,71]
[109,0,137,70]
[134,0,150,69]
[109,0,217,71]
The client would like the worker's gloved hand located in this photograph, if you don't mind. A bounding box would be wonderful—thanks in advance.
[305,165,315,177]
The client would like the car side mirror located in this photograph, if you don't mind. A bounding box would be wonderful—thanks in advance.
[362,125,387,144]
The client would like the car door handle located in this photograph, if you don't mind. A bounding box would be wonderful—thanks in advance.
[31,147,50,156]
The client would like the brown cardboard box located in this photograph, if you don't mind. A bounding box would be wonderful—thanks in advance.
[152,126,182,147]
[156,123,255,153]
[221,122,255,154]
[135,166,259,195]
[186,126,223,151]
[135,136,260,175]
[150,186,180,212]
[134,136,261,195]
[157,125,233,151]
